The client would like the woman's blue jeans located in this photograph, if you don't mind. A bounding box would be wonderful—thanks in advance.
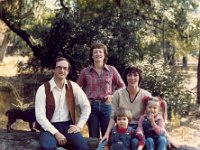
[88,100,112,138]
[39,121,88,150]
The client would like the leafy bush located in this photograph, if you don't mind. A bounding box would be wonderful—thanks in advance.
[137,59,195,119]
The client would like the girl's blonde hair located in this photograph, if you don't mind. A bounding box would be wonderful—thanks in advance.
[114,107,132,123]
[142,96,168,122]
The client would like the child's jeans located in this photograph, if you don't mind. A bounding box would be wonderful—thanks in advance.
[145,135,168,150]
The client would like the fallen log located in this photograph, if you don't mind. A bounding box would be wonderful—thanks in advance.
[0,129,198,150]
[0,129,99,150]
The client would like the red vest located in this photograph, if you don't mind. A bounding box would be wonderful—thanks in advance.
[35,80,76,130]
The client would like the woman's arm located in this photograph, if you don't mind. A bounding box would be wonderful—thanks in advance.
[99,118,115,144]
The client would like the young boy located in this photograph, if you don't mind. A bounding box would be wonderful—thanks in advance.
[104,107,145,150]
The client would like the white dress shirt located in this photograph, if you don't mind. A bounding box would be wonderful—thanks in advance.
[35,78,91,135]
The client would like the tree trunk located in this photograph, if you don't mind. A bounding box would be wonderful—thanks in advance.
[0,34,9,62]
[0,129,99,150]
[182,55,188,69]
[197,50,200,104]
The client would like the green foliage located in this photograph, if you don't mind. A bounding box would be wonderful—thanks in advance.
[1,0,199,111]
[138,59,195,118]
[36,12,91,80]
[24,1,149,78]
[1,0,200,76]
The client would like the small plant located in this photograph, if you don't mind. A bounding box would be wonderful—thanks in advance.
[0,80,33,110]
[170,110,181,128]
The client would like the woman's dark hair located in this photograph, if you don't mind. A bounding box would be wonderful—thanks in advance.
[123,66,143,86]
[89,42,108,64]
[52,57,71,71]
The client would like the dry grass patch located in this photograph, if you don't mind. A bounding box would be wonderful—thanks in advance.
[0,56,28,77]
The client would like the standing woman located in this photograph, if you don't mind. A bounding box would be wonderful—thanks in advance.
[77,42,125,138]
[98,66,151,150]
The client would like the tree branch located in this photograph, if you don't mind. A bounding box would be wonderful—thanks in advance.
[60,0,69,12]
[0,12,42,58]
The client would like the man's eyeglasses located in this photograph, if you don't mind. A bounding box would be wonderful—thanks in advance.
[55,66,68,71]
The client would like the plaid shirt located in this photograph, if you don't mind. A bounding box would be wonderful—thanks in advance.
[77,64,125,100]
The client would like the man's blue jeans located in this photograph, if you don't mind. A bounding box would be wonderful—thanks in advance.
[145,136,168,150]
[88,100,112,138]
[39,121,88,150]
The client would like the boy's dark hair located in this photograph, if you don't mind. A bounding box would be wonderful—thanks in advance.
[52,57,71,71]
[114,107,132,123]
[123,65,143,86]
[89,42,108,64]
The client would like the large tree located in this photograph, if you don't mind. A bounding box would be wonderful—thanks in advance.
[0,0,198,73]
[1,0,199,112]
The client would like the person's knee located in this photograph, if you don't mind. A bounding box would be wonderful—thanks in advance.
[157,136,167,145]
[39,132,57,150]
[75,143,88,150]
[156,136,168,150]
[146,137,154,144]
[40,143,56,150]
[131,138,138,149]
[72,136,89,150]
[145,137,154,150]
[39,139,57,150]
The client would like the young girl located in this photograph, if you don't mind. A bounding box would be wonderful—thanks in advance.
[137,96,168,150]
[137,96,179,150]
[104,107,145,150]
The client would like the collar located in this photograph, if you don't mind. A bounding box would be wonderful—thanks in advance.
[116,126,129,133]
[89,64,109,72]
[49,78,68,91]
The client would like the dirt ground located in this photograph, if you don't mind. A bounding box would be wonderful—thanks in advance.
[0,56,29,77]
[168,117,200,148]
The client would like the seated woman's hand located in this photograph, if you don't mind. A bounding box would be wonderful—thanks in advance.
[99,134,109,145]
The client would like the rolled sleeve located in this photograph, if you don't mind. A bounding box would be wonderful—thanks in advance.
[35,85,58,135]
[72,82,91,129]
[111,91,119,118]
[137,115,144,133]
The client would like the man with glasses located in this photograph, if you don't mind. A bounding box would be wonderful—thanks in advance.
[35,57,91,150]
